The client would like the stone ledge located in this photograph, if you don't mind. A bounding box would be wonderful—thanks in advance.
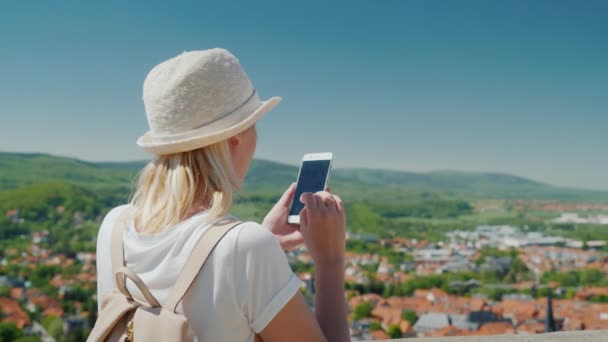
[362,330,608,342]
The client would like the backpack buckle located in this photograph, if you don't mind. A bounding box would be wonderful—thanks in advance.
[125,319,134,342]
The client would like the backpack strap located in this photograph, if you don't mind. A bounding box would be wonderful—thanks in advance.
[110,207,161,307]
[163,217,244,313]
[115,266,161,307]
[111,207,132,275]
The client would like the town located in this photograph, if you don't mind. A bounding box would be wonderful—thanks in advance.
[2,205,608,341]
[286,225,608,339]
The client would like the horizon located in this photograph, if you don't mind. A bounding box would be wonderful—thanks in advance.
[1,1,607,190]
[2,150,604,192]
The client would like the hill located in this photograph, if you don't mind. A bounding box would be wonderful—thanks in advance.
[0,152,143,190]
[1,152,607,202]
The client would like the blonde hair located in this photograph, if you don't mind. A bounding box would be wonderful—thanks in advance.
[129,140,240,234]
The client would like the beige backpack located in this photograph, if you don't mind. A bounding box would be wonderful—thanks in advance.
[87,214,243,341]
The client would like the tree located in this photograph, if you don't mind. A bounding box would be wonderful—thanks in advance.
[0,286,11,297]
[580,269,603,285]
[368,321,381,331]
[388,324,403,338]
[352,301,374,320]
[564,288,577,300]
[589,295,608,303]
[42,315,64,340]
[0,322,23,341]
[401,310,418,325]
[15,336,43,342]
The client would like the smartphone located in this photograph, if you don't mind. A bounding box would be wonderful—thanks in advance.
[287,152,334,224]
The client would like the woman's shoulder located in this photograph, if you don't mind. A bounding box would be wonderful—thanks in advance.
[222,219,273,245]
[105,204,132,220]
[220,219,282,259]
[97,204,132,240]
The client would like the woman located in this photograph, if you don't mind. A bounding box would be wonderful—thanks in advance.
[95,48,350,341]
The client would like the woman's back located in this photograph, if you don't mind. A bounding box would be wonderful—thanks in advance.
[91,48,349,341]
[96,205,303,342]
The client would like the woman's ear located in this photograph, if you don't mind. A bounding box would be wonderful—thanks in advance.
[228,135,241,150]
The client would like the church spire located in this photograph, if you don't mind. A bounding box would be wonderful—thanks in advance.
[545,292,555,332]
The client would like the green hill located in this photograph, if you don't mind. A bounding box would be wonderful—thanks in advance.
[0,152,143,190]
[1,152,607,202]
[332,169,608,202]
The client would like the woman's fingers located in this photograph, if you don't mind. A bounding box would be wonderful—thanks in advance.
[299,207,308,228]
[333,194,344,212]
[301,191,342,216]
[315,191,338,212]
[300,192,317,209]
[323,193,336,210]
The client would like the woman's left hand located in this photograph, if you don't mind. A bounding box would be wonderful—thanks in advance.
[262,183,305,250]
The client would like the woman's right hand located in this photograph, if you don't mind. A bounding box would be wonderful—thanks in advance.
[298,191,346,267]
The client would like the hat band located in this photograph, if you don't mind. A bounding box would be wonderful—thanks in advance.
[186,88,258,132]
[147,89,259,140]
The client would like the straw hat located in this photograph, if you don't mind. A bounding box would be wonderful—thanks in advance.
[137,48,281,155]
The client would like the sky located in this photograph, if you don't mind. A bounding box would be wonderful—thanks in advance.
[0,0,606,190]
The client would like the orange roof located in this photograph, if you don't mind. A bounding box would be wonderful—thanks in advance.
[563,317,584,331]
[414,287,448,301]
[400,320,412,334]
[10,288,23,300]
[0,297,31,329]
[385,296,404,308]
[492,299,538,323]
[469,297,487,312]
[517,321,545,334]
[375,273,391,283]
[479,321,515,335]
[371,306,402,327]
[575,287,608,300]
[369,329,391,340]
[427,325,471,337]
[29,296,64,318]
[583,309,608,330]
[348,293,383,310]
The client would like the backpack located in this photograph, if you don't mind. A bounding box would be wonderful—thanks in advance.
[87,212,243,341]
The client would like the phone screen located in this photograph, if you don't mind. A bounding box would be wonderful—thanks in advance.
[289,160,332,217]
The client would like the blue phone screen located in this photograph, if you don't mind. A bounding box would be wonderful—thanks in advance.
[289,160,331,217]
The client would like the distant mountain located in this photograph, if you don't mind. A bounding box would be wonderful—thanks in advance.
[0,152,143,190]
[1,152,607,202]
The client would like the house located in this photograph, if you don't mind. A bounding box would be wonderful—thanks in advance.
[413,249,451,266]
[27,295,64,318]
[426,325,471,337]
[492,298,538,325]
[10,288,24,301]
[369,329,391,340]
[517,320,546,334]
[575,287,608,301]
[63,315,88,334]
[370,305,402,330]
[413,312,451,334]
[448,279,481,294]
[478,321,515,335]
[451,311,506,331]
[0,297,31,329]
[438,260,476,274]
[479,256,512,275]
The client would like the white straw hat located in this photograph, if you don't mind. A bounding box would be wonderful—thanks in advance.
[137,48,281,155]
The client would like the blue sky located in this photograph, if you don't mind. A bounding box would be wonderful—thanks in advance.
[0,0,606,189]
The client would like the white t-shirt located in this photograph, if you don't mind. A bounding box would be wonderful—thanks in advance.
[96,205,302,342]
